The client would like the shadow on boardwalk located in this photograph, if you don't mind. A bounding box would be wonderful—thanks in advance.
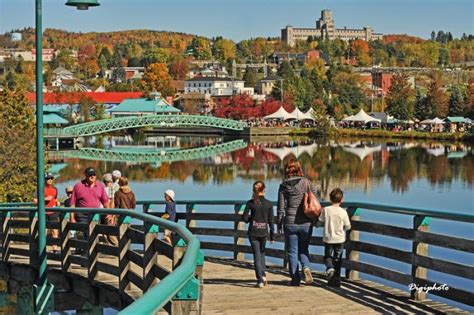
[203,257,466,314]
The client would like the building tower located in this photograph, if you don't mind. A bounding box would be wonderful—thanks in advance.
[316,9,335,40]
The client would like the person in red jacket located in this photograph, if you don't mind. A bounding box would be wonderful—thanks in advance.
[34,173,60,252]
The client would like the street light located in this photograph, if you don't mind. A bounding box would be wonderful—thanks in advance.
[34,0,99,311]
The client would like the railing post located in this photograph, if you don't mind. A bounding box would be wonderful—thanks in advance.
[88,213,101,282]
[1,212,11,262]
[142,203,150,214]
[171,238,200,315]
[195,250,205,315]
[234,204,245,261]
[411,215,430,301]
[142,222,158,292]
[345,207,360,281]
[29,212,39,267]
[118,215,131,291]
[60,212,71,272]
[186,204,196,229]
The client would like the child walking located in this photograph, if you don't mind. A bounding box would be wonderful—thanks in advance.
[162,189,177,244]
[317,188,351,287]
[242,181,274,288]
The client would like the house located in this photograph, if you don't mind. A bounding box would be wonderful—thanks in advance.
[109,92,181,118]
[184,77,253,96]
[188,67,229,79]
[256,75,281,95]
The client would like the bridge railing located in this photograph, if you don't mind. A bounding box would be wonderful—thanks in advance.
[139,200,474,309]
[0,206,202,314]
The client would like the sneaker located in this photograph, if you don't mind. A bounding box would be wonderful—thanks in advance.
[262,276,268,286]
[303,267,313,284]
[326,268,335,279]
[333,276,341,288]
[257,281,264,288]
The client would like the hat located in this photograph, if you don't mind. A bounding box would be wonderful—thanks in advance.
[112,170,122,178]
[65,186,73,193]
[164,189,175,201]
[84,167,97,176]
[102,173,113,182]
[44,172,54,179]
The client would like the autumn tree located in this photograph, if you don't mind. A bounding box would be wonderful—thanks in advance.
[425,78,448,117]
[191,38,212,60]
[213,94,259,119]
[0,88,36,202]
[140,63,174,96]
[169,58,189,80]
[213,38,236,61]
[386,73,415,121]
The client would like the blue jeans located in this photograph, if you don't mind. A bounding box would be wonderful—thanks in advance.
[324,243,344,277]
[284,224,313,283]
[249,236,267,281]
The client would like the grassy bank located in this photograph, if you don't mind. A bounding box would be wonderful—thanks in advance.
[289,128,474,142]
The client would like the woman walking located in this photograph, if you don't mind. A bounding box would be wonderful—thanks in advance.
[242,181,274,288]
[277,157,318,286]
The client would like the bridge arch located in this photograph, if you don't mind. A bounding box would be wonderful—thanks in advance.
[60,115,247,137]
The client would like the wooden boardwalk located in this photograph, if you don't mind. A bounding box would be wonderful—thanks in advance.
[202,257,468,314]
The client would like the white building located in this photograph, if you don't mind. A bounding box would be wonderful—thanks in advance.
[184,77,254,96]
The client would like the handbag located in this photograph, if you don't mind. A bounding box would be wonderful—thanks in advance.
[303,179,322,219]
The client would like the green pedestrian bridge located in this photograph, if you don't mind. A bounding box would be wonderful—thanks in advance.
[0,201,472,314]
[45,115,248,137]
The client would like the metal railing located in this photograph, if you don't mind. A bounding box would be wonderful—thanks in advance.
[0,205,202,314]
[139,199,474,308]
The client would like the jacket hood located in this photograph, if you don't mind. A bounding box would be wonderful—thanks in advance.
[281,177,305,191]
[119,186,132,193]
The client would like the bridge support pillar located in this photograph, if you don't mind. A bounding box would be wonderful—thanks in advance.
[142,222,159,291]
[345,207,360,281]
[60,212,71,273]
[411,215,430,301]
[118,216,131,291]
[234,204,246,261]
[170,277,200,315]
[88,213,101,282]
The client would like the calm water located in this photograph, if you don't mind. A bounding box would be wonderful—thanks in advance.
[49,134,474,311]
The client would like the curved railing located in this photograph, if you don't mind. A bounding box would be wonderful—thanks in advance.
[45,115,248,137]
[0,205,202,314]
[139,200,474,309]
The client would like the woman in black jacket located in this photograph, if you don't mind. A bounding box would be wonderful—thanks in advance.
[242,181,274,288]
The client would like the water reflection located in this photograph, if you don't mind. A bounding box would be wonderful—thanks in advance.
[50,136,473,200]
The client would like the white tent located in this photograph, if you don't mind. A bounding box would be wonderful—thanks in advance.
[343,109,381,123]
[289,108,306,120]
[263,143,319,160]
[300,108,316,121]
[263,106,294,120]
[421,117,445,124]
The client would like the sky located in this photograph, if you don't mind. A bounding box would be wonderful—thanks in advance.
[0,0,472,41]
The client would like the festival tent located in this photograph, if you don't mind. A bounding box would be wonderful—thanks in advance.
[426,146,445,157]
[263,106,294,120]
[300,108,316,120]
[342,109,381,123]
[420,117,445,124]
[289,107,305,120]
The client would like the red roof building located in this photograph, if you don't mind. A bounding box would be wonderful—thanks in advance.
[26,92,143,105]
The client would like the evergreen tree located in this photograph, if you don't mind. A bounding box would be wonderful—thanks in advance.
[243,67,257,88]
[0,88,36,202]
[430,31,436,41]
[414,88,428,120]
[386,73,415,121]
[98,55,108,78]
[448,85,465,116]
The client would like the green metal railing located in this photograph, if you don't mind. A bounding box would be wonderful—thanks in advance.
[0,206,201,314]
[44,114,248,137]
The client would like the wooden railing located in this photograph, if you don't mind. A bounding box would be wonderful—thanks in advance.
[140,200,474,308]
[0,206,203,314]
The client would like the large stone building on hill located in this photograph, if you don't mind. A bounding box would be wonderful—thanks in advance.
[282,9,383,47]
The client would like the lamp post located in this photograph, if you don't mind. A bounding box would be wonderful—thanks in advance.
[34,0,100,305]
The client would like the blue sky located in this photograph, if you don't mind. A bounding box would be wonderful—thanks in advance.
[0,0,472,41]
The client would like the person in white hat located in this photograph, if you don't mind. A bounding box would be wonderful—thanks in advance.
[163,189,177,244]
[112,170,122,193]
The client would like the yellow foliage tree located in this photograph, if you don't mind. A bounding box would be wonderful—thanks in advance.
[140,63,174,96]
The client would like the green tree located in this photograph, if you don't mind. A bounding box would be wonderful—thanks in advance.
[414,88,428,120]
[98,54,108,78]
[191,38,212,60]
[448,85,465,116]
[386,73,415,121]
[243,67,257,88]
[0,88,36,202]
[78,96,94,122]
